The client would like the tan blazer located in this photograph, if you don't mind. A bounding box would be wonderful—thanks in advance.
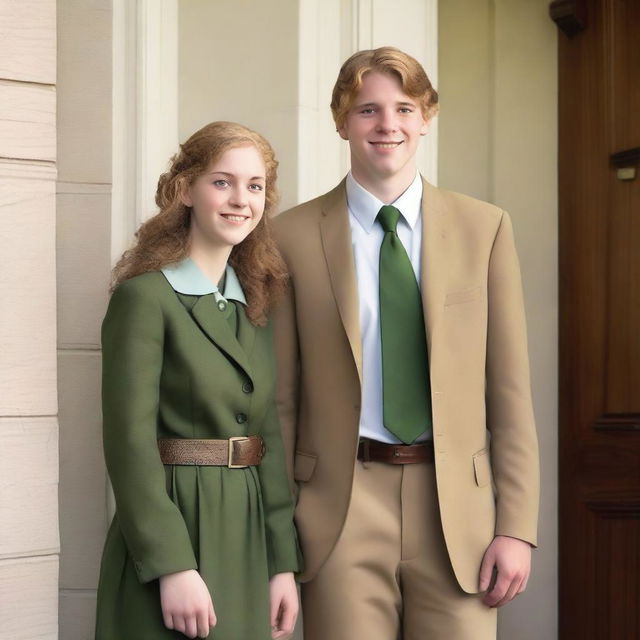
[272,178,539,593]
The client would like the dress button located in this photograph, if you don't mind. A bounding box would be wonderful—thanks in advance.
[236,413,248,424]
[217,300,227,312]
[242,381,253,393]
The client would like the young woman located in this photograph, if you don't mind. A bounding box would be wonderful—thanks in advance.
[95,121,299,640]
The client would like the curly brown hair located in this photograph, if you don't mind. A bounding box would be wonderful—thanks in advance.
[331,46,439,129]
[110,121,288,326]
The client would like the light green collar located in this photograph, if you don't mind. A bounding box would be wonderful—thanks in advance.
[161,257,247,305]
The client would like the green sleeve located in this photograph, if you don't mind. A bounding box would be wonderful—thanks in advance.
[102,278,197,583]
[256,399,302,577]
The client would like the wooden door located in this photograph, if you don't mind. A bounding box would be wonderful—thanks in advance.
[553,0,640,637]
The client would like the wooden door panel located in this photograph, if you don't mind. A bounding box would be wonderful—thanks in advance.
[555,0,640,637]
[610,0,640,149]
[588,504,640,638]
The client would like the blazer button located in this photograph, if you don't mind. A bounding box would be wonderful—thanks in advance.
[217,300,227,312]
[242,381,253,393]
[236,413,248,424]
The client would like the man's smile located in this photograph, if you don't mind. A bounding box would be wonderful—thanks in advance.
[369,141,404,149]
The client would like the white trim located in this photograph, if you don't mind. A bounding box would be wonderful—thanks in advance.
[353,0,373,51]
[137,0,179,225]
[111,0,178,264]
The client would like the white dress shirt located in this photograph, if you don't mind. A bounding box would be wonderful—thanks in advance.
[346,171,431,444]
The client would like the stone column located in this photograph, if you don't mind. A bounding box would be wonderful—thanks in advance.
[0,1,59,638]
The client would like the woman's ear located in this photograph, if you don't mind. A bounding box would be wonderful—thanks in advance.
[178,178,193,207]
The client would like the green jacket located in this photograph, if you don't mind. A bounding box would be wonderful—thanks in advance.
[101,265,299,584]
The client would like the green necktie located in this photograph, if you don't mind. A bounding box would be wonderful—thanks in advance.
[377,205,432,444]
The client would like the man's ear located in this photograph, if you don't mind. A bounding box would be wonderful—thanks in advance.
[420,117,431,136]
[337,123,349,141]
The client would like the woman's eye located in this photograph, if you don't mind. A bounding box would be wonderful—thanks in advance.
[213,179,229,187]
[249,184,264,192]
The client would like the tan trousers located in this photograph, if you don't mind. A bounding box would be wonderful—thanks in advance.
[300,460,497,640]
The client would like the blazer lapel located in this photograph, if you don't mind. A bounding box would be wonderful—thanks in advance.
[420,179,448,352]
[319,181,363,383]
[191,295,254,384]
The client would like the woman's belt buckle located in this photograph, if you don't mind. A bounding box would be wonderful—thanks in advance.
[228,436,250,468]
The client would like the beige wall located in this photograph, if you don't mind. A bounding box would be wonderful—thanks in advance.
[0,1,59,638]
[56,0,112,638]
[439,1,558,638]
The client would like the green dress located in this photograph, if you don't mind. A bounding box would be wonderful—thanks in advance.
[95,260,299,640]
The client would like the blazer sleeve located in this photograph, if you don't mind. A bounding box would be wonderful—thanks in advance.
[485,211,540,546]
[102,278,198,583]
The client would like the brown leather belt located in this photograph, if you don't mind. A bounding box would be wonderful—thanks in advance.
[357,438,434,464]
[158,436,265,468]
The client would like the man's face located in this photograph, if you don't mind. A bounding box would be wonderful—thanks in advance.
[337,71,429,189]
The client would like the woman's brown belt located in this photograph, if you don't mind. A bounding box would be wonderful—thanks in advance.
[158,436,265,468]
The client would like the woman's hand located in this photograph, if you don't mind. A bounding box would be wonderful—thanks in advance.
[159,569,216,638]
[269,572,299,639]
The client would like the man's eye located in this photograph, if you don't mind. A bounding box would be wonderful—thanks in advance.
[360,108,375,114]
[399,108,413,113]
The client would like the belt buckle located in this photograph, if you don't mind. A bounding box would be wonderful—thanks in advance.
[228,436,249,468]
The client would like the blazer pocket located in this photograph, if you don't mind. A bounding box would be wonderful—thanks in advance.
[444,286,482,306]
[473,448,492,488]
[294,450,317,482]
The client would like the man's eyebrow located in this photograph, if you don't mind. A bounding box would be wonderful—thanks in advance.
[352,100,417,109]
[353,102,378,110]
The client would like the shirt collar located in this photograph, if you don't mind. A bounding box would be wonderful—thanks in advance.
[161,257,247,305]
[345,171,423,233]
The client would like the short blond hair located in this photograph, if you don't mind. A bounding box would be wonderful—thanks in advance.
[330,46,439,129]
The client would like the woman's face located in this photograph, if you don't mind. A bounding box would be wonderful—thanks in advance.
[183,144,266,250]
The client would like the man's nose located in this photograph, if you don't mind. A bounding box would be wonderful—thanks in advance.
[376,109,398,133]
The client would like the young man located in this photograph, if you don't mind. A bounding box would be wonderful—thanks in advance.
[272,47,539,639]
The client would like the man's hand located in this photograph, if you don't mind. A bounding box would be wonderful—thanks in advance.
[159,569,216,638]
[269,572,299,639]
[479,535,531,607]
